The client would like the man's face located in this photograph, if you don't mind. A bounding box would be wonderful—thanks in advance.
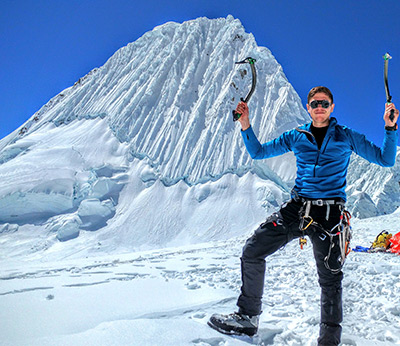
[306,92,335,127]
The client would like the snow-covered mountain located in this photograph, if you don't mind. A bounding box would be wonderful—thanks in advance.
[0,16,398,259]
[346,151,400,218]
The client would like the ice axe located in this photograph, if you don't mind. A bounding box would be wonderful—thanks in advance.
[383,53,395,122]
[232,57,257,121]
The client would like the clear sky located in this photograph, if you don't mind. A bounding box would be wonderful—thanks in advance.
[1,0,399,144]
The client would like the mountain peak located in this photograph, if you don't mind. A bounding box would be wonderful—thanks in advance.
[3,16,308,185]
[0,17,310,254]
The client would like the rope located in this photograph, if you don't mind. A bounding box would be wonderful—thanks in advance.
[299,201,352,274]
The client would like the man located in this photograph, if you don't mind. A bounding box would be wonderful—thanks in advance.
[208,86,399,345]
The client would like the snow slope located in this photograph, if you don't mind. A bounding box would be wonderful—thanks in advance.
[1,212,399,346]
[346,151,400,218]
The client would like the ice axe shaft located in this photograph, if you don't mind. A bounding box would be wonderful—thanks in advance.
[383,53,395,122]
[232,57,257,122]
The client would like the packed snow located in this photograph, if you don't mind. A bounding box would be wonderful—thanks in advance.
[1,212,400,345]
[0,16,399,345]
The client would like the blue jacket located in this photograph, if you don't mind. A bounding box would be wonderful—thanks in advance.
[241,117,398,201]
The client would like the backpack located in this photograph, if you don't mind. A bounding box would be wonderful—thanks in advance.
[370,230,392,252]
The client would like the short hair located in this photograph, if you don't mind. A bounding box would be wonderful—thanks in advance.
[307,86,333,104]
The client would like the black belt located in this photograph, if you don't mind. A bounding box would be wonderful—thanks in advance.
[298,198,345,221]
[299,198,345,207]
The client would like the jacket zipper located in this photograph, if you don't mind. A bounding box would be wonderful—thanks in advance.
[314,135,331,176]
[296,128,331,177]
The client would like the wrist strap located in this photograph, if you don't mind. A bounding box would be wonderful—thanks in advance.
[385,124,398,131]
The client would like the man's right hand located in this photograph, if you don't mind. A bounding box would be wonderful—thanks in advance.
[384,102,399,127]
[236,101,250,131]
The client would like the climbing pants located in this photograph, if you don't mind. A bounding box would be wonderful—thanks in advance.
[237,199,344,346]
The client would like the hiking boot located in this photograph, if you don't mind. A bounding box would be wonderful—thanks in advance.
[208,312,259,336]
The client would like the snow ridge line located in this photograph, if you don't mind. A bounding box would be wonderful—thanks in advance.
[130,149,290,190]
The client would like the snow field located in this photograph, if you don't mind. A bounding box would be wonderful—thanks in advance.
[1,214,399,346]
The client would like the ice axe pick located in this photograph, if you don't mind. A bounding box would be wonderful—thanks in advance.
[383,53,395,122]
[232,57,257,122]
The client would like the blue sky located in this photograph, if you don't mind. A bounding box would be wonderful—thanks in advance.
[1,0,399,144]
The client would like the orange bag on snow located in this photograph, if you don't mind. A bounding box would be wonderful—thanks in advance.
[389,232,400,254]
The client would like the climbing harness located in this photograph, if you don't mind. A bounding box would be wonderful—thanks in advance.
[383,52,395,122]
[232,57,257,122]
[298,199,351,274]
[299,200,313,249]
[323,210,352,274]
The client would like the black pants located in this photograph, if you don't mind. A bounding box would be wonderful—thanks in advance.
[237,199,344,346]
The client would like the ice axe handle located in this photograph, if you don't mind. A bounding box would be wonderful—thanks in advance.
[389,108,395,122]
[383,53,395,122]
[232,97,245,121]
[232,57,256,122]
[387,99,395,122]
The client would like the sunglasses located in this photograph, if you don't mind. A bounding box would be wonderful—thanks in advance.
[309,100,331,109]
